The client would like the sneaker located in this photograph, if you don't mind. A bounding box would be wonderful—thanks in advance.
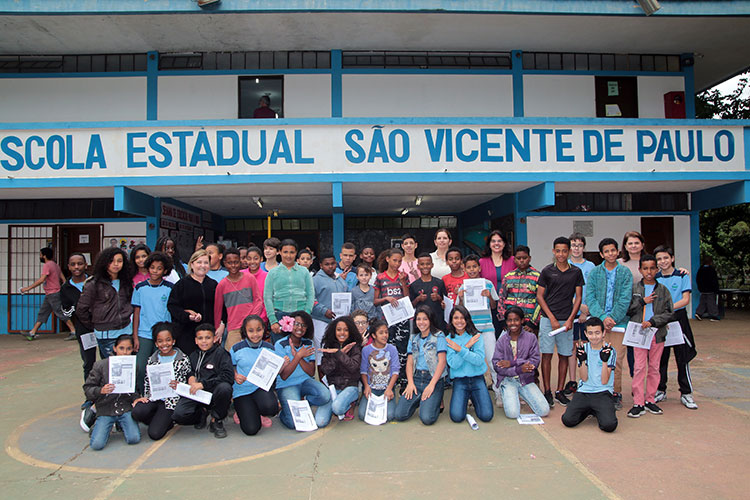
[544,391,554,408]
[654,390,667,403]
[81,400,93,411]
[613,392,623,411]
[194,408,209,430]
[681,393,698,410]
[209,419,227,438]
[260,415,273,428]
[709,317,719,322]
[24,332,36,341]
[80,406,96,432]
[64,333,77,341]
[694,313,702,321]
[563,380,577,397]
[554,391,570,407]
[645,402,663,414]
[627,405,645,418]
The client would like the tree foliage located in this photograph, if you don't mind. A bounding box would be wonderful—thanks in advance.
[695,74,750,119]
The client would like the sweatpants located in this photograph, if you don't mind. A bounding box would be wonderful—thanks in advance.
[76,331,97,381]
[696,292,719,319]
[234,389,280,436]
[658,308,697,395]
[131,400,174,440]
[561,391,618,433]
[172,382,233,424]
[388,319,411,387]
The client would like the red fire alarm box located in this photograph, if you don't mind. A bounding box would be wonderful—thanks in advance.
[664,91,686,119]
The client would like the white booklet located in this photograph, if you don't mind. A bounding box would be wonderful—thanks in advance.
[175,382,213,405]
[664,321,685,347]
[364,394,387,426]
[517,414,545,425]
[80,332,98,351]
[147,363,177,400]
[108,355,136,394]
[382,296,415,327]
[287,399,318,432]
[622,321,657,349]
[443,295,453,325]
[246,348,285,392]
[331,292,352,317]
[462,279,487,312]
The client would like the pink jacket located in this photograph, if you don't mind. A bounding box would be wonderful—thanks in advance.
[479,256,517,291]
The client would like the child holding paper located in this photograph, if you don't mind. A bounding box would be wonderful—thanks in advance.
[319,316,363,420]
[360,320,400,421]
[83,334,141,450]
[172,323,234,438]
[626,255,673,418]
[230,315,281,435]
[374,248,411,387]
[131,322,191,440]
[275,311,332,429]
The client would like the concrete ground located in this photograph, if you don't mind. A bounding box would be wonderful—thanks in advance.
[1,312,749,500]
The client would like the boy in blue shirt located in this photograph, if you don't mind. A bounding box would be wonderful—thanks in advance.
[132,251,173,394]
[566,233,596,397]
[654,245,698,410]
[562,317,618,433]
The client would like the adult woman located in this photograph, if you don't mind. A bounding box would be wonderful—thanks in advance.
[167,249,221,355]
[618,231,645,282]
[155,236,187,283]
[429,228,453,279]
[479,230,517,292]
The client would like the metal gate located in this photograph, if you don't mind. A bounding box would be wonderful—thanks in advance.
[7,225,57,334]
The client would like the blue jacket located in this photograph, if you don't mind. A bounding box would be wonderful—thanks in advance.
[446,332,487,379]
[585,262,633,328]
[312,270,349,323]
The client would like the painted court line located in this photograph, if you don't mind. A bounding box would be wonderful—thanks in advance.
[533,425,621,500]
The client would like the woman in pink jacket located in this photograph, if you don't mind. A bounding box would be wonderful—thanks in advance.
[479,230,517,292]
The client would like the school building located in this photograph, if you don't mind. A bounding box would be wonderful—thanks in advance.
[0,1,749,334]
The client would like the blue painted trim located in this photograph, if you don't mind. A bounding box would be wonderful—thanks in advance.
[2,1,747,16]
[332,213,344,256]
[515,198,527,246]
[689,211,700,317]
[114,186,156,217]
[331,50,342,118]
[340,68,513,75]
[3,116,748,129]
[517,181,554,212]
[146,52,158,121]
[146,215,158,250]
[528,211,693,217]
[523,70,682,77]
[692,181,750,211]
[681,54,696,119]
[0,72,147,79]
[159,69,331,76]
[0,218,144,223]
[511,50,524,118]
[331,181,343,211]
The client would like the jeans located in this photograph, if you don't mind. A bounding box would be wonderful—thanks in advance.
[277,378,332,429]
[330,386,360,416]
[395,369,444,425]
[358,388,397,422]
[500,377,550,419]
[449,375,494,423]
[89,412,140,451]
[96,338,117,359]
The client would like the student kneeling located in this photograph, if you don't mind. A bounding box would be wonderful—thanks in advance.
[172,323,234,438]
[561,317,618,432]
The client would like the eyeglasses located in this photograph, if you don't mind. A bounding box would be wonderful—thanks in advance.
[293,322,307,329]
[354,320,368,326]
[571,244,584,248]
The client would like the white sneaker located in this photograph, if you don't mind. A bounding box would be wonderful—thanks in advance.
[654,390,667,403]
[681,393,698,410]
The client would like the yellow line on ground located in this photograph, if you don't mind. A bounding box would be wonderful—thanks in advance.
[93,426,178,500]
[533,425,622,500]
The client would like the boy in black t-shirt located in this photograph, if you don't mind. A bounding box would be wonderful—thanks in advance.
[409,253,447,330]
[536,237,584,408]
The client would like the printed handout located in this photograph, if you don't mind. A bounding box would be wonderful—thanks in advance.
[331,292,352,317]
[364,394,387,426]
[108,355,136,394]
[147,363,176,400]
[382,297,415,327]
[622,321,657,349]
[175,382,213,405]
[246,348,285,392]
[287,399,318,432]
[462,279,487,312]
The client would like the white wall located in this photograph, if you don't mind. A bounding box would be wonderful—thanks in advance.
[284,75,331,118]
[342,74,513,117]
[637,76,685,119]
[524,75,595,117]
[158,75,238,120]
[0,77,146,122]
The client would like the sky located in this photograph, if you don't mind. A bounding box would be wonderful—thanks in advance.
[712,72,749,96]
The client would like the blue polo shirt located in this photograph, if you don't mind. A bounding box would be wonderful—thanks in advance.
[274,337,316,389]
[655,269,691,311]
[407,332,447,372]
[207,268,229,283]
[231,339,276,398]
[578,342,617,394]
[132,280,173,339]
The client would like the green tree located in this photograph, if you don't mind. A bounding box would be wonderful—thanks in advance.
[695,74,750,119]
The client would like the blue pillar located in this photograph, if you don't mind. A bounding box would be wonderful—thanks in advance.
[511,50,524,118]
[681,53,695,119]
[331,50,342,118]
[514,194,527,246]
[147,51,159,120]
[114,186,159,249]
[332,182,344,254]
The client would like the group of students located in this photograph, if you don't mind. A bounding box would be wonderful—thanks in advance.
[40,228,700,450]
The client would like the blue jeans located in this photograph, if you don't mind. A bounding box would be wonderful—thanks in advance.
[395,370,444,425]
[96,338,117,359]
[89,412,140,451]
[358,388,397,422]
[450,375,494,423]
[500,377,550,419]
[277,378,332,429]
[331,386,360,416]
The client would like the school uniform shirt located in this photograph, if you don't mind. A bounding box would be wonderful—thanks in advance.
[213,273,263,331]
[499,267,541,328]
[445,332,486,379]
[569,259,596,307]
[409,278,447,329]
[375,271,406,300]
[578,343,616,394]
[207,268,229,283]
[538,264,584,320]
[274,337,316,389]
[351,285,377,318]
[231,339,277,398]
[131,280,173,339]
[656,269,691,311]
[457,278,498,332]
[407,333,448,372]
[442,272,468,303]
[360,344,400,390]
[312,270,349,323]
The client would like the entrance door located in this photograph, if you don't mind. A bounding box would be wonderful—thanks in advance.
[58,224,103,275]
[640,217,674,254]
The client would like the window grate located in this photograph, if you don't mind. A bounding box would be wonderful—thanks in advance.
[0,54,147,73]
[341,51,512,69]
[159,51,331,71]
[523,52,682,72]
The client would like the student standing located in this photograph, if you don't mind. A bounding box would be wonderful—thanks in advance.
[584,238,633,410]
[442,247,468,303]
[213,248,263,350]
[627,255,673,418]
[21,247,75,341]
[130,244,151,286]
[61,253,97,384]
[351,264,377,319]
[360,320,400,421]
[566,233,596,395]
[536,236,584,408]
[155,236,187,284]
[374,248,411,386]
[205,243,229,283]
[312,254,350,363]
[398,234,421,284]
[336,242,359,290]
[499,245,541,332]
[429,228,453,279]
[261,237,281,272]
[654,245,698,410]
[358,245,378,285]
[242,246,269,322]
[409,253,447,330]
